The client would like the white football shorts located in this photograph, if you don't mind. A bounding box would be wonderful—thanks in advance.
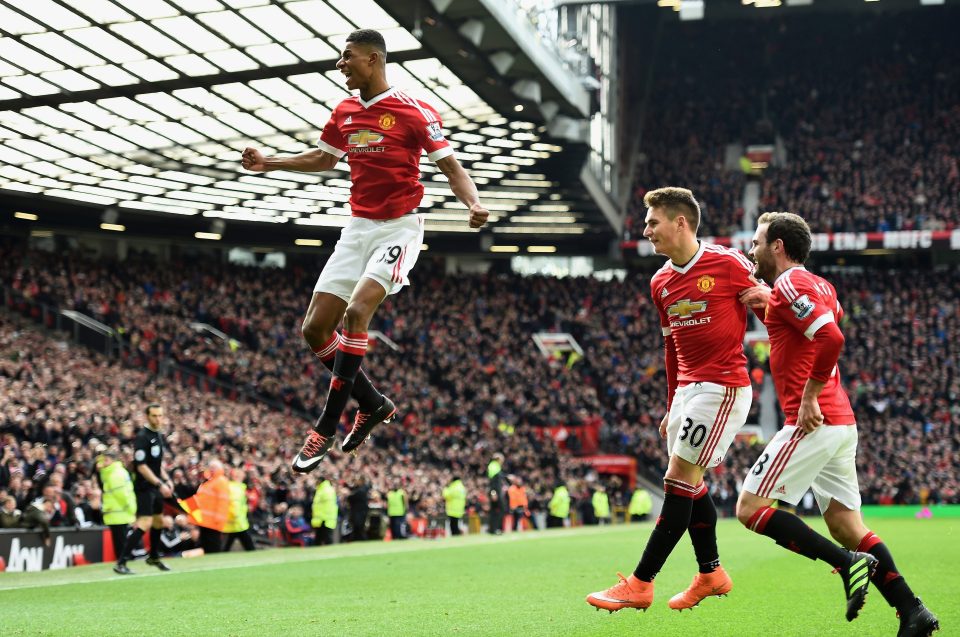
[666,382,751,469]
[314,213,424,301]
[741,424,861,513]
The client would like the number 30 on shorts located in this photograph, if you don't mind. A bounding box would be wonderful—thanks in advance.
[679,417,708,448]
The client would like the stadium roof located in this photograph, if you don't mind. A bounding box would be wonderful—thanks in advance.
[0,0,612,252]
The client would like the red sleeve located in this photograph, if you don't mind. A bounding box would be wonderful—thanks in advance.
[664,335,679,410]
[317,104,347,156]
[726,249,758,292]
[778,275,839,341]
[810,320,844,382]
[652,281,678,410]
[411,102,453,162]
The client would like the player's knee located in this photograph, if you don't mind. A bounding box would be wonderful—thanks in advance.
[735,494,761,528]
[735,501,756,528]
[823,516,860,549]
[343,302,374,331]
[301,317,331,346]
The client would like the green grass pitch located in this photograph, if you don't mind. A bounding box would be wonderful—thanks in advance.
[1,517,954,636]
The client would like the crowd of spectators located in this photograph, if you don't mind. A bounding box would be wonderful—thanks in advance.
[1,242,958,553]
[0,307,595,546]
[624,9,959,238]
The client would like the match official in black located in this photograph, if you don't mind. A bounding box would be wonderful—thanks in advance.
[114,404,174,574]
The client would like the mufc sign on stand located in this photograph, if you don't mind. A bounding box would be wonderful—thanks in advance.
[625,230,960,256]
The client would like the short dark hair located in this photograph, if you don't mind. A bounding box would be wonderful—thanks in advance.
[758,211,812,264]
[346,29,387,58]
[145,403,162,416]
[643,187,701,234]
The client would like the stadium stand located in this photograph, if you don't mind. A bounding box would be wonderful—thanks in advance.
[623,10,960,239]
[2,242,957,545]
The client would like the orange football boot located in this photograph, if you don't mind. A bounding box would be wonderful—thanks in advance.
[586,572,654,613]
[668,566,733,610]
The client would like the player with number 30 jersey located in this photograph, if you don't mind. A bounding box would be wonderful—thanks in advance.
[586,188,756,615]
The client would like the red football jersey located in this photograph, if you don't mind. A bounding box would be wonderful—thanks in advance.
[317,88,453,219]
[651,242,755,388]
[765,266,855,426]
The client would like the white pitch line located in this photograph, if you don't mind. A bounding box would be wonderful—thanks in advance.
[0,524,634,592]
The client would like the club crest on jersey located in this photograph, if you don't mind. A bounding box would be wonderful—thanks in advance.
[379,113,396,130]
[348,130,385,152]
[791,294,815,320]
[696,275,715,293]
[426,121,444,142]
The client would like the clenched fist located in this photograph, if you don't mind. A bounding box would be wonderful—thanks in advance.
[468,202,489,228]
[241,147,267,172]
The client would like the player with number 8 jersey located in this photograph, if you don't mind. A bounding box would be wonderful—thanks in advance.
[735,212,938,634]
[240,29,489,473]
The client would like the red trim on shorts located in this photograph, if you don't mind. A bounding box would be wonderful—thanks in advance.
[696,387,736,465]
[747,506,775,533]
[856,531,882,553]
[392,246,408,283]
[339,331,368,356]
[758,428,804,497]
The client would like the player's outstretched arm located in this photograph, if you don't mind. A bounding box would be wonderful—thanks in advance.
[241,147,340,173]
[436,155,489,228]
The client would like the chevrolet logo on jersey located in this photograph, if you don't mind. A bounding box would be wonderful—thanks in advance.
[667,299,711,327]
[348,130,384,148]
[667,299,707,318]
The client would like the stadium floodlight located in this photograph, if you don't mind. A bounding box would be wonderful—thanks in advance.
[539,101,560,121]
[511,79,542,104]
[489,51,515,75]
[679,1,705,20]
[429,0,455,13]
[458,19,484,47]
[101,207,119,225]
